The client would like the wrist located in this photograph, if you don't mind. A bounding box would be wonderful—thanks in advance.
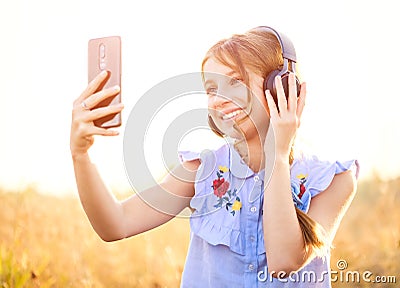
[263,139,291,161]
[272,155,291,172]
[274,151,291,165]
[71,150,90,162]
[264,151,290,173]
[264,148,290,164]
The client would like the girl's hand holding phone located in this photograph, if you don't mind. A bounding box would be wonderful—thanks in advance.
[70,70,124,157]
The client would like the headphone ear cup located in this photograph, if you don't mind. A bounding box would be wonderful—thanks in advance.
[208,114,224,137]
[264,71,301,111]
[294,76,301,97]
[280,73,301,99]
[264,69,281,106]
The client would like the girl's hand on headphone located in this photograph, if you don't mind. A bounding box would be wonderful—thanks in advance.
[264,73,306,161]
[70,70,124,157]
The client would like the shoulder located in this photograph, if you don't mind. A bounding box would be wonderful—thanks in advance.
[181,157,201,171]
[316,167,357,204]
[289,153,359,212]
[306,158,359,239]
[332,168,357,191]
[291,153,359,191]
[178,144,230,167]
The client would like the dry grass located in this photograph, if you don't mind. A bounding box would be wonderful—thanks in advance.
[330,176,400,287]
[0,176,399,287]
[0,189,190,287]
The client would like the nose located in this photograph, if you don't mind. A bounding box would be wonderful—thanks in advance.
[208,89,231,109]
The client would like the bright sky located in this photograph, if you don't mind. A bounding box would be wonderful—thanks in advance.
[0,0,399,195]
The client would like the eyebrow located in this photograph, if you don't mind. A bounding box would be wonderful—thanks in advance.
[225,70,238,77]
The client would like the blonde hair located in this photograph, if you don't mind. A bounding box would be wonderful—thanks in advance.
[202,27,328,256]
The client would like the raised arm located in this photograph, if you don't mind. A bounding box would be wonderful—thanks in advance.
[71,71,198,242]
[263,74,357,275]
[263,156,356,275]
[73,153,198,241]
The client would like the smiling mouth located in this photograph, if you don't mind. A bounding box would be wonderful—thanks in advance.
[222,109,243,120]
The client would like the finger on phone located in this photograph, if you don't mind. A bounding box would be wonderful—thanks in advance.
[91,126,120,136]
[86,103,124,122]
[84,85,120,110]
[78,70,110,102]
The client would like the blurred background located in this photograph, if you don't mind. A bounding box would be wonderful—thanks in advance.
[0,0,399,287]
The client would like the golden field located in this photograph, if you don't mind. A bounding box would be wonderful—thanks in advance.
[1,176,399,287]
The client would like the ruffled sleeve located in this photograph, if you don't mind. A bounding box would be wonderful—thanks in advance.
[178,150,201,163]
[178,148,220,183]
[290,155,360,213]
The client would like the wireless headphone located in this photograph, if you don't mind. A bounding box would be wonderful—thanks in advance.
[208,26,300,137]
[258,26,300,106]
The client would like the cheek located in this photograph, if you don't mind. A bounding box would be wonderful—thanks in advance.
[207,97,213,109]
[251,104,270,125]
[207,97,219,117]
[250,88,270,117]
[247,92,271,133]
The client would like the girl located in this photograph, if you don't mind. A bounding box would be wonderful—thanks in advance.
[70,27,359,287]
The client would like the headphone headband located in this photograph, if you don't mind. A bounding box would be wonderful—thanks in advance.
[254,26,297,63]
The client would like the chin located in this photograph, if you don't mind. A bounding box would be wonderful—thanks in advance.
[220,124,247,140]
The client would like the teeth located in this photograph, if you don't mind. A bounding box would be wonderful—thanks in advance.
[222,110,242,120]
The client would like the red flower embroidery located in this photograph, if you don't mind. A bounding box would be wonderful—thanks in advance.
[299,183,306,199]
[213,178,230,198]
[296,173,308,199]
[212,165,240,215]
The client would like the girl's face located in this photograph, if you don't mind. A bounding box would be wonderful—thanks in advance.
[203,58,270,141]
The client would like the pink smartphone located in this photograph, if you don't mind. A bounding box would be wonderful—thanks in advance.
[88,36,122,128]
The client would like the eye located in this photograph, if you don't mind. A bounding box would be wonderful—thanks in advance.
[206,87,218,97]
[229,77,243,86]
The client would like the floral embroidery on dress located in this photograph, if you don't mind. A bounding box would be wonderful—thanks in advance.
[291,173,309,211]
[296,173,308,199]
[212,165,241,216]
